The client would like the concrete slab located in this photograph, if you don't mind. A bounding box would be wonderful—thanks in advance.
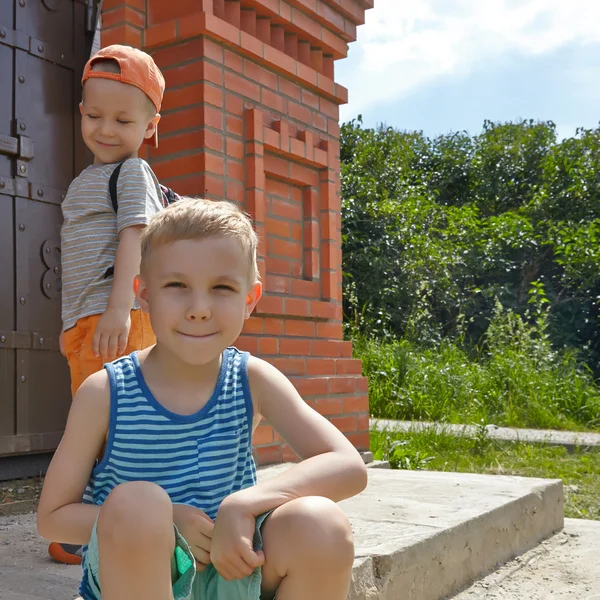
[453,518,600,599]
[372,419,600,450]
[0,466,563,600]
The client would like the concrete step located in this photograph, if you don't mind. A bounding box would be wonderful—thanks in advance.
[452,518,600,599]
[262,464,564,600]
[0,465,563,600]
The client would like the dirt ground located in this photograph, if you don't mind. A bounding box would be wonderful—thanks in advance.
[0,477,43,506]
[453,518,600,600]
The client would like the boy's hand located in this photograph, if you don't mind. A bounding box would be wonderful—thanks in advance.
[173,504,214,572]
[211,497,265,581]
[92,308,131,360]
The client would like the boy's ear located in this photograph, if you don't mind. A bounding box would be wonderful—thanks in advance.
[134,274,150,313]
[244,281,262,319]
[144,113,161,141]
[79,102,83,114]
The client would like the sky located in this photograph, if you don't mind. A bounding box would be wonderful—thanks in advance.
[336,0,600,140]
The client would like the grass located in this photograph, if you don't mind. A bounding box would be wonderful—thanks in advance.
[355,335,600,432]
[372,428,600,520]
[354,303,600,519]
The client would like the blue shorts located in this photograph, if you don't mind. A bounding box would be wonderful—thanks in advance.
[81,512,274,600]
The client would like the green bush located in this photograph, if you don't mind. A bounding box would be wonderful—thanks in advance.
[341,118,600,373]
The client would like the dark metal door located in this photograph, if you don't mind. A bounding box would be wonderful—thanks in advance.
[0,0,91,457]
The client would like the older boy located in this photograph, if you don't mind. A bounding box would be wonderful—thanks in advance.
[52,45,166,565]
[38,199,368,600]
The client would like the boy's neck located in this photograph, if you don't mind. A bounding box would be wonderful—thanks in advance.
[142,343,223,386]
[93,151,139,166]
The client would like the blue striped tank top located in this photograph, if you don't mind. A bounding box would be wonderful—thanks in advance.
[82,346,257,517]
[79,347,256,597]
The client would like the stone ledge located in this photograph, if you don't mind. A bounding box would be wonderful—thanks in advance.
[372,418,600,451]
[262,464,564,600]
[0,466,563,600]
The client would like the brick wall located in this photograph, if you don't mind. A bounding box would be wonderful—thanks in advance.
[100,0,373,465]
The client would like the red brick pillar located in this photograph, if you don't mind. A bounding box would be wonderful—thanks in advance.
[100,0,373,464]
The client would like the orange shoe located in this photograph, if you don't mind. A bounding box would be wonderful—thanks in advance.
[48,542,82,565]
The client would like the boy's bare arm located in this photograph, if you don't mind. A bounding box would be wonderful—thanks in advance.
[108,224,144,312]
[92,224,145,359]
[37,371,111,545]
[225,357,368,517]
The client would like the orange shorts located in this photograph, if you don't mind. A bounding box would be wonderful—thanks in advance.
[63,309,155,396]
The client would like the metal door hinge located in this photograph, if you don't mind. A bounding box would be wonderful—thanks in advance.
[0,134,33,158]
[0,331,60,351]
[0,176,30,198]
[0,26,74,67]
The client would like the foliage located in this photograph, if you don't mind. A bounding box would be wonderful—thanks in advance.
[341,118,600,373]
[354,284,600,431]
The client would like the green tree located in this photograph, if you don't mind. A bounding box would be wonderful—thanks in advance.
[341,117,600,373]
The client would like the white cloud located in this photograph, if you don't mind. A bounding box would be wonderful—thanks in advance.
[338,0,600,121]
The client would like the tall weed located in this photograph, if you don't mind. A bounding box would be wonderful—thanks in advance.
[353,284,600,431]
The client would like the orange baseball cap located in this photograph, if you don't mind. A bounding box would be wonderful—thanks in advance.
[82,45,165,148]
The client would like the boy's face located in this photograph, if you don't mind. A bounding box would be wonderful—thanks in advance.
[80,78,158,165]
[135,237,262,367]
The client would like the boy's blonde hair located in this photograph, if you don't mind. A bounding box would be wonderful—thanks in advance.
[140,198,260,283]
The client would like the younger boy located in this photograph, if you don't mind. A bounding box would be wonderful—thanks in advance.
[38,199,368,600]
[52,45,166,565]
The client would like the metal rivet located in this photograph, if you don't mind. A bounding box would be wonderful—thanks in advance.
[19,0,25,6]
[20,375,26,383]
[19,224,25,231]
[0,336,5,343]
[38,45,44,53]
[37,189,43,197]
[45,247,51,254]
[54,266,59,273]
[19,123,26,131]
[19,165,26,173]
[19,297,26,304]
[61,193,65,200]
[18,76,25,83]
[0,181,5,189]
[0,30,5,39]
[61,54,65,60]
[39,337,44,345]
[45,283,51,290]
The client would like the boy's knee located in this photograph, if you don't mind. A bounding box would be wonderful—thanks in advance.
[271,497,354,566]
[98,481,173,543]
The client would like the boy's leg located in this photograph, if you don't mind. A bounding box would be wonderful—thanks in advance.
[64,308,155,395]
[95,481,179,600]
[123,308,156,354]
[49,310,156,565]
[258,497,355,600]
[48,315,101,564]
[63,314,103,398]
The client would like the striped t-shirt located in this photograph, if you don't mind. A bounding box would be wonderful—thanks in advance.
[60,159,163,331]
[79,348,257,597]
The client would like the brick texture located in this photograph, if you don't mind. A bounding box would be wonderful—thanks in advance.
[100,0,372,465]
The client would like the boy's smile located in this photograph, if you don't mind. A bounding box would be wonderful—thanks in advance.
[80,78,158,165]
[136,236,262,367]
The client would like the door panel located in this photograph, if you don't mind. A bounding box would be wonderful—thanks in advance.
[0,0,91,456]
